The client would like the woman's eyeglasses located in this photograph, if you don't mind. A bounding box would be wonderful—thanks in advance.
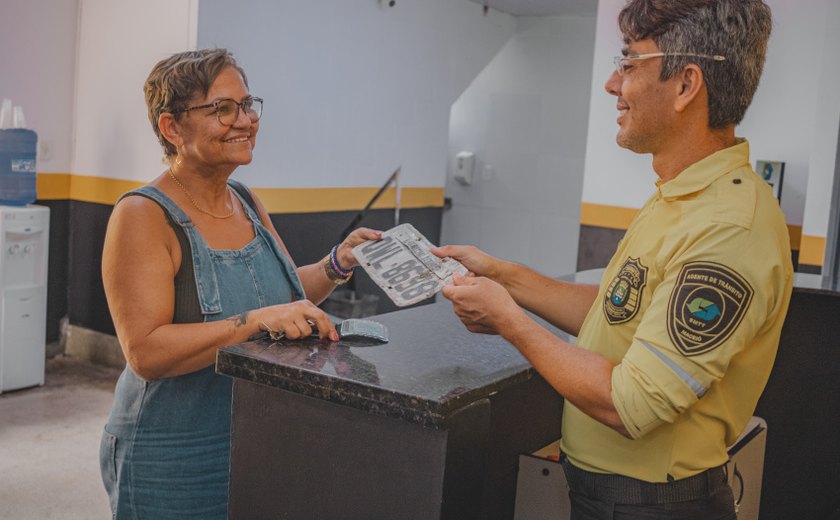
[172,96,263,126]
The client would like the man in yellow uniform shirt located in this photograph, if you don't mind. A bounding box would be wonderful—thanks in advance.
[433,0,792,518]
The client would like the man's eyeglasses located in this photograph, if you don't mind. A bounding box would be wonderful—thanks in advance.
[173,96,263,126]
[613,53,726,76]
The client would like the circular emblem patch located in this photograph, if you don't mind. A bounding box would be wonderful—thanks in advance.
[667,262,754,356]
[604,257,648,324]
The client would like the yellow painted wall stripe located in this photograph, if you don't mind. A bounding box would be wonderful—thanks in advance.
[35,173,444,212]
[35,174,816,259]
[251,187,444,213]
[799,235,826,266]
[71,175,145,205]
[580,202,638,230]
[787,225,802,254]
[35,173,73,200]
[581,202,805,253]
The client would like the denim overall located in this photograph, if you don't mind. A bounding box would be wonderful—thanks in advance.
[99,183,304,519]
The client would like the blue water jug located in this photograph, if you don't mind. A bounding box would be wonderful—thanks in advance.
[0,129,38,206]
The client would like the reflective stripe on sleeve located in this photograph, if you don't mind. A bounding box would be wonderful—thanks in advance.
[638,339,707,398]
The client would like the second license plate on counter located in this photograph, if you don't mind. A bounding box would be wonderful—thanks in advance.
[352,223,468,307]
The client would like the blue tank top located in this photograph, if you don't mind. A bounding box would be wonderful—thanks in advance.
[100,183,304,519]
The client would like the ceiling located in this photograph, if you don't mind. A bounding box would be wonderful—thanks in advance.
[466,0,598,17]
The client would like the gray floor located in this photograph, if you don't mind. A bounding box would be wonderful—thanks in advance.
[0,355,121,520]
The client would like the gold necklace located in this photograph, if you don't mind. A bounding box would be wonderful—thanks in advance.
[167,169,235,219]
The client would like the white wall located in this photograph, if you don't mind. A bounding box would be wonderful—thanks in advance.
[581,0,840,234]
[580,0,652,210]
[442,16,597,277]
[0,0,79,173]
[739,0,836,229]
[197,0,516,190]
[61,0,517,189]
[801,0,840,240]
[72,0,197,181]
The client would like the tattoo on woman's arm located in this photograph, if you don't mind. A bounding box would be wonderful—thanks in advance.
[228,311,249,328]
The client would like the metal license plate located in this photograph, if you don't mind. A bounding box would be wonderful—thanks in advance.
[352,223,468,307]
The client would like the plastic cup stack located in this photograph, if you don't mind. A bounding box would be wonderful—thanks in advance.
[0,99,12,129]
[0,99,26,129]
[12,106,26,128]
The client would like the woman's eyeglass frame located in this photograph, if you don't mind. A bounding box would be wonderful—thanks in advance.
[171,96,263,126]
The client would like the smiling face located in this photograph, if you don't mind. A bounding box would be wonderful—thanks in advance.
[176,67,258,171]
[605,39,679,155]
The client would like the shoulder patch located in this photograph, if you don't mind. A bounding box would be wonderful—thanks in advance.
[667,262,754,356]
[603,257,648,325]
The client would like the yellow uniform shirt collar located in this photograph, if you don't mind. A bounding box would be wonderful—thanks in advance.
[656,138,751,200]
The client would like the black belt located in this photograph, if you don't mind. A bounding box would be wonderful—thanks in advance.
[561,457,729,505]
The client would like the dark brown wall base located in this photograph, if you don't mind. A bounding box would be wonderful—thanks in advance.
[578,224,807,273]
[798,263,822,274]
[68,201,114,335]
[576,225,624,271]
[755,288,840,519]
[46,208,818,339]
[37,199,70,343]
[56,200,442,337]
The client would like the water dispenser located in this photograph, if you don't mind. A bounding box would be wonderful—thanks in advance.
[0,205,49,393]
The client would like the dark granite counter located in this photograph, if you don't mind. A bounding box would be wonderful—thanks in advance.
[217,299,569,429]
[218,298,567,520]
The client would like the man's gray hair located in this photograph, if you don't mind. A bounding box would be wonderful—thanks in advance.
[619,0,772,129]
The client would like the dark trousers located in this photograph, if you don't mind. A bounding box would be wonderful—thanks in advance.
[561,458,736,520]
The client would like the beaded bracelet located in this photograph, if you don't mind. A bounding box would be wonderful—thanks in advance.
[330,245,354,277]
[323,244,353,285]
[323,256,352,284]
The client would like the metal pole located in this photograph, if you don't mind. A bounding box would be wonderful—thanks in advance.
[339,166,401,240]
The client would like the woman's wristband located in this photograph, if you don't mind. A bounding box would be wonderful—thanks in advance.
[330,245,353,277]
[323,244,353,285]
